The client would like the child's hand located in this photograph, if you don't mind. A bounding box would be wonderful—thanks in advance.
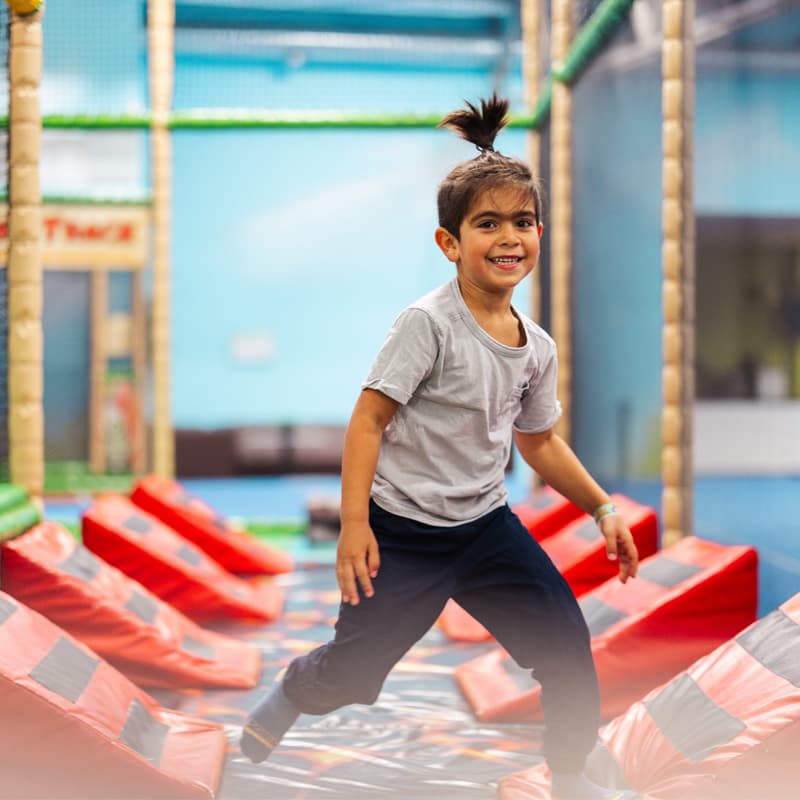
[599,515,639,583]
[336,522,381,605]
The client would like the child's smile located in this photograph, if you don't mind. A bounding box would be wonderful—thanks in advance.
[436,185,542,297]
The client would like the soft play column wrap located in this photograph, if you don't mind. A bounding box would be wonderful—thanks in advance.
[661,0,696,547]
[6,3,44,497]
[148,0,175,477]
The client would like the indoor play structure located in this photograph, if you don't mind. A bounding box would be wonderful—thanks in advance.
[1,1,799,799]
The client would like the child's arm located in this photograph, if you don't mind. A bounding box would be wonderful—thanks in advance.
[338,388,400,605]
[514,427,639,583]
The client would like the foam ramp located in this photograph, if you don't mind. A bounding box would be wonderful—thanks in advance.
[438,494,660,643]
[132,473,293,574]
[511,485,583,542]
[498,592,800,800]
[1,521,262,689]
[541,494,659,597]
[456,537,758,722]
[83,494,283,622]
[0,591,225,799]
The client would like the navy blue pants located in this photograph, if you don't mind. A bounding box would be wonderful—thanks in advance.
[283,500,600,773]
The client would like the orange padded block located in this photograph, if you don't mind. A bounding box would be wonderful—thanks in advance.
[2,521,262,689]
[83,495,283,622]
[0,591,225,799]
[438,494,659,643]
[456,537,758,722]
[131,474,292,575]
[511,485,583,542]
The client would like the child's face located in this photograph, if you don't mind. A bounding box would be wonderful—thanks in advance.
[435,185,542,296]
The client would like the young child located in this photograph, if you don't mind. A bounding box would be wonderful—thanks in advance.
[241,95,639,800]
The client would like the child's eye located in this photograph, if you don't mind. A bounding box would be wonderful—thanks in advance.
[517,219,534,228]
[478,220,496,229]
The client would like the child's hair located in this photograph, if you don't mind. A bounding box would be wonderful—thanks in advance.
[436,94,542,239]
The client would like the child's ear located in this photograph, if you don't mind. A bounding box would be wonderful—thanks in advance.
[435,227,460,263]
[537,222,544,238]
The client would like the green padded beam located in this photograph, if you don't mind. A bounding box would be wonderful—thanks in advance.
[0,484,28,515]
[0,193,151,206]
[554,0,637,86]
[0,502,41,543]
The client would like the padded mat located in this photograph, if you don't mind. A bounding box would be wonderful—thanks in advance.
[151,562,547,799]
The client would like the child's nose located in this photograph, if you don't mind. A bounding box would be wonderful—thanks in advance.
[498,223,521,243]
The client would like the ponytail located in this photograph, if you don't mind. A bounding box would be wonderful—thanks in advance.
[437,94,510,155]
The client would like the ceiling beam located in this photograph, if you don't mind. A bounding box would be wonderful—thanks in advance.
[591,0,797,73]
[174,0,515,19]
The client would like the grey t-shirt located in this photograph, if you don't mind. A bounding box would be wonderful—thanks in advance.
[363,277,561,526]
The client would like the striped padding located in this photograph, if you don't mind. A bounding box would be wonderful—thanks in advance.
[124,589,160,625]
[180,634,215,660]
[638,557,703,588]
[29,636,100,703]
[736,608,800,688]
[0,593,18,624]
[123,514,153,536]
[572,520,601,542]
[579,596,628,637]
[58,546,103,582]
[174,491,193,508]
[211,516,229,533]
[644,673,745,762]
[176,543,203,566]
[119,698,169,766]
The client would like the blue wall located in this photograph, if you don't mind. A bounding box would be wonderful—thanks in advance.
[171,127,531,428]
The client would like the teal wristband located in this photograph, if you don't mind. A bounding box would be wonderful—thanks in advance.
[592,503,618,525]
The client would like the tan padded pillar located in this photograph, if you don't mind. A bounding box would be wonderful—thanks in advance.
[148,0,175,477]
[6,2,44,497]
[661,0,695,545]
[550,0,573,444]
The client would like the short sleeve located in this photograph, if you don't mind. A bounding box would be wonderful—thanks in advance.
[362,308,440,405]
[513,341,562,433]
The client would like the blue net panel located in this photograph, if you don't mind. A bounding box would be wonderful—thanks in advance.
[42,0,147,117]
[172,0,527,113]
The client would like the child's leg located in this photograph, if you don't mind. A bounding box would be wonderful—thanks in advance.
[241,502,464,761]
[451,504,600,776]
